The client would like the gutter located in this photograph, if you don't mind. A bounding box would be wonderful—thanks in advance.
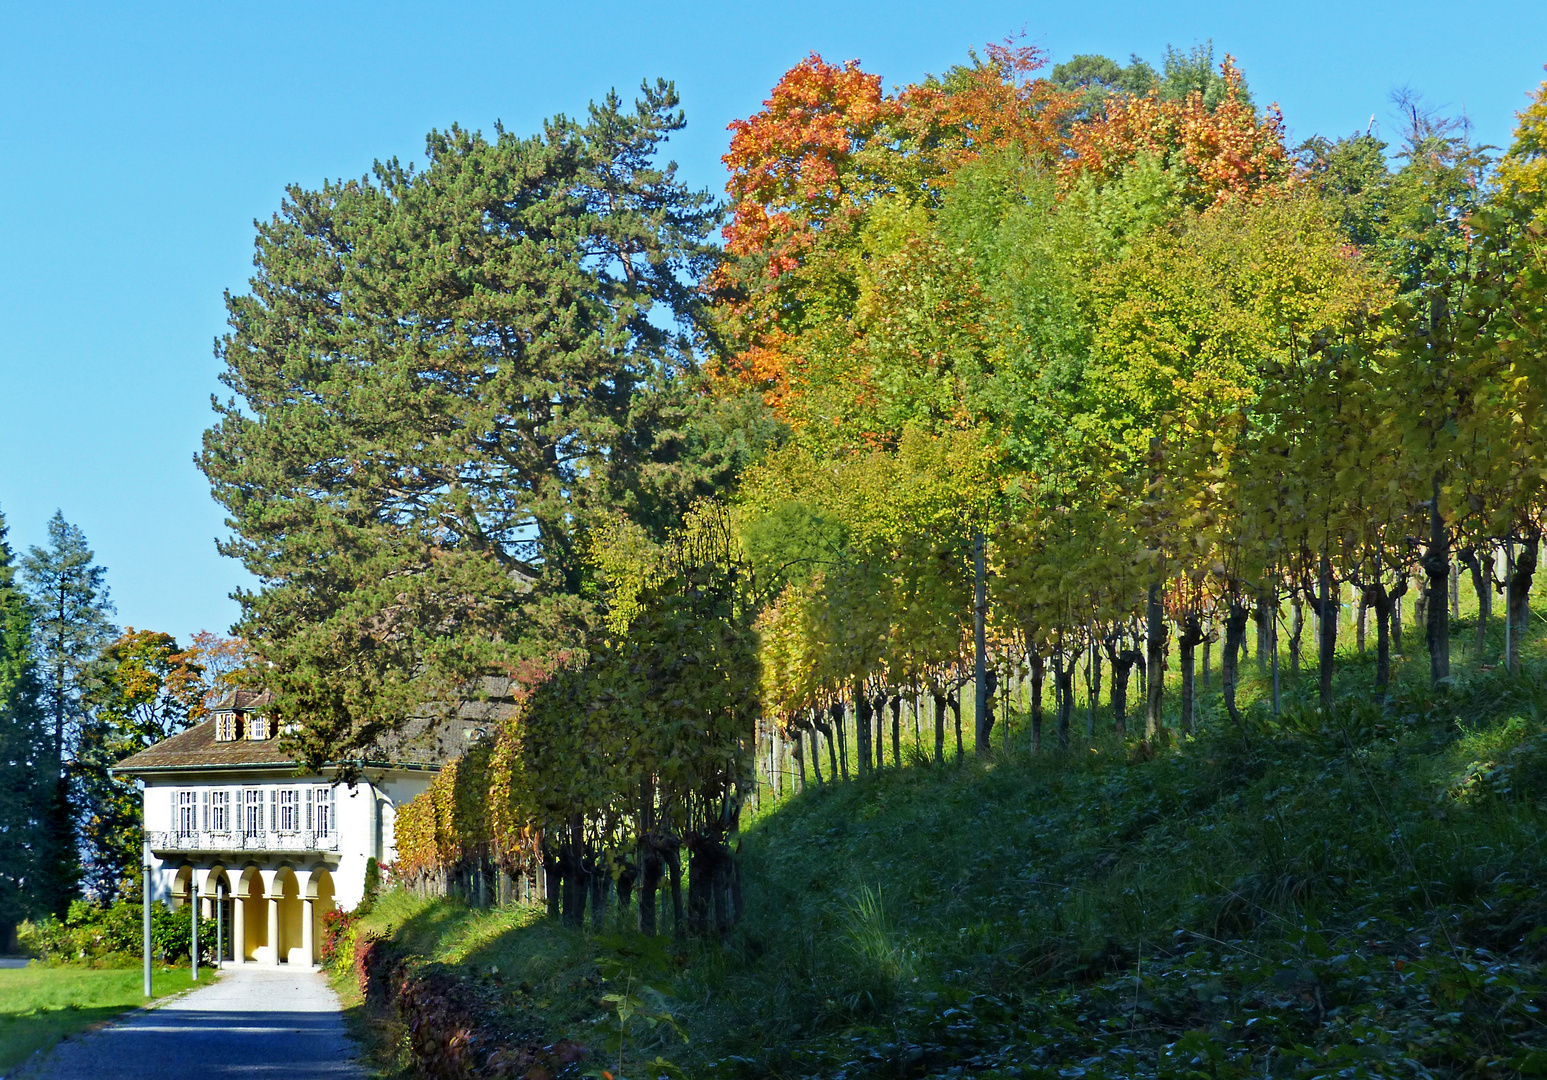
[110,759,442,778]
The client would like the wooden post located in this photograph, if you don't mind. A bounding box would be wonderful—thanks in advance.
[973,529,988,757]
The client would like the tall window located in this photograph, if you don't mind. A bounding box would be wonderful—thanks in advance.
[209,790,230,832]
[278,789,300,832]
[176,790,197,836]
[243,789,264,836]
[312,786,333,838]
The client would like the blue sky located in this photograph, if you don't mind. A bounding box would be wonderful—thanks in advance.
[0,0,1543,644]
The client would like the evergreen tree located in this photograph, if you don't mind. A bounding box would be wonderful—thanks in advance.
[20,511,116,912]
[200,82,725,768]
[0,509,49,946]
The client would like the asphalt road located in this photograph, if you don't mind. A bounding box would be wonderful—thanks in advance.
[18,965,366,1079]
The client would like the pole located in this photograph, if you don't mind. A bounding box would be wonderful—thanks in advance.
[217,883,224,970]
[191,877,198,981]
[973,528,988,757]
[142,855,152,998]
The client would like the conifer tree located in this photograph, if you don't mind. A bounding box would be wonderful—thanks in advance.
[0,509,49,946]
[20,511,115,912]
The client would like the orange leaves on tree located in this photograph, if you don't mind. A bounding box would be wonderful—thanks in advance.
[897,41,1077,173]
[1062,56,1289,206]
[722,53,900,268]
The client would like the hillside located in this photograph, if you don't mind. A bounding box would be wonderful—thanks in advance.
[342,639,1547,1080]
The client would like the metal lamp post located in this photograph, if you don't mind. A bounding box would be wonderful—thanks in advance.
[191,877,198,982]
[142,851,152,998]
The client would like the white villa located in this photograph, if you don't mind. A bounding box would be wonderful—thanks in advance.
[112,689,465,967]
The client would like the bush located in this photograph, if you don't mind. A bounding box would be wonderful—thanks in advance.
[319,908,356,967]
[19,900,216,966]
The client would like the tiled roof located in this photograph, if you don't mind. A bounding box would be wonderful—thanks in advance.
[113,676,521,776]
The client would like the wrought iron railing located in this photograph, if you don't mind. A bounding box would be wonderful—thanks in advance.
[144,829,338,853]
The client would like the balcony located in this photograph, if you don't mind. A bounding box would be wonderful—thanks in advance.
[145,829,339,854]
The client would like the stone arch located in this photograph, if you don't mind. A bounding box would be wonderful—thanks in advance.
[203,865,234,963]
[169,864,196,910]
[202,864,230,898]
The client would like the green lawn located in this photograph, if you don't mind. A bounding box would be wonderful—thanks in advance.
[0,965,199,1074]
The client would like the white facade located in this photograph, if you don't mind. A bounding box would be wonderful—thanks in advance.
[139,766,433,966]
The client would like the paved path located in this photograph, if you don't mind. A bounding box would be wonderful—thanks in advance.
[19,965,366,1079]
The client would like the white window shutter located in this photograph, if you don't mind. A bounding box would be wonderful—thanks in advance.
[269,789,276,831]
[201,790,208,830]
[306,788,313,830]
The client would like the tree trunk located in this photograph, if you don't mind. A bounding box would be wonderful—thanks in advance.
[1104,643,1136,743]
[1146,583,1167,739]
[854,684,872,778]
[808,721,824,786]
[890,695,902,768]
[1222,599,1250,729]
[1202,635,1211,690]
[1368,583,1393,702]
[1356,592,1367,656]
[1055,653,1075,751]
[1178,614,1203,735]
[1317,552,1338,708]
[1507,532,1538,674]
[637,843,663,936]
[950,690,964,760]
[791,729,805,792]
[931,684,946,765]
[1029,652,1046,753]
[1423,481,1451,684]
[543,841,562,920]
[831,701,849,781]
[1290,594,1303,677]
[660,841,682,940]
[1461,546,1490,655]
[589,850,611,931]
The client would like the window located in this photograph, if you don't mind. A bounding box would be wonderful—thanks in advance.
[175,786,196,835]
[278,789,300,832]
[312,786,333,838]
[243,789,264,836]
[209,790,229,832]
[247,713,270,741]
[214,713,241,741]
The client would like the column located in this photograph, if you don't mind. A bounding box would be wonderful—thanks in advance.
[233,892,246,963]
[301,898,315,968]
[267,895,280,966]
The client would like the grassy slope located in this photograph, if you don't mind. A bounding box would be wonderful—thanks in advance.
[0,965,197,1074]
[353,617,1547,1079]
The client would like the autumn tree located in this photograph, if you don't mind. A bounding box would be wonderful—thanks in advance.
[77,630,205,898]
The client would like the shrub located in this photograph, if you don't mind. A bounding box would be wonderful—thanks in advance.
[19,900,216,966]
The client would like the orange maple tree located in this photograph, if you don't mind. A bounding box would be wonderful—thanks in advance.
[1061,57,1289,206]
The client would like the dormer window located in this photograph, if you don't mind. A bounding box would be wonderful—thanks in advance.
[214,712,243,742]
[247,713,270,741]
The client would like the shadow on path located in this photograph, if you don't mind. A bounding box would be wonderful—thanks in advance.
[16,965,364,1079]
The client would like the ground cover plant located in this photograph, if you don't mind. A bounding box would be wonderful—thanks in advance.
[0,965,196,1073]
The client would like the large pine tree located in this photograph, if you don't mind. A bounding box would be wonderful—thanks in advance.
[200,82,758,768]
